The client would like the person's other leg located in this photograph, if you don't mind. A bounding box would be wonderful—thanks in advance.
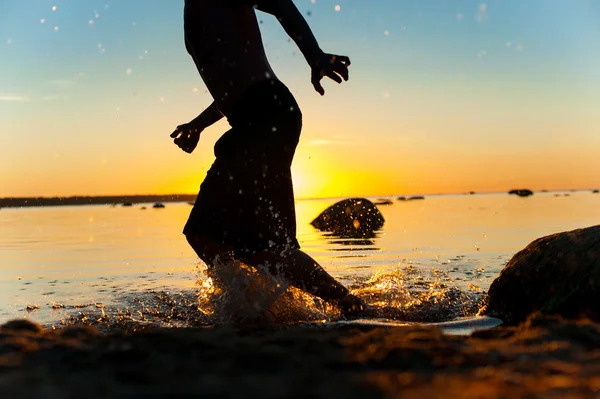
[244,248,365,315]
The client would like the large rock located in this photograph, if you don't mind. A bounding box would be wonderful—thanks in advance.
[310,198,384,238]
[480,225,600,325]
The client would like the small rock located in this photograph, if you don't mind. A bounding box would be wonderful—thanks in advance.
[508,189,533,197]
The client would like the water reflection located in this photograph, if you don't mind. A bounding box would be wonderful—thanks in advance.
[321,231,381,254]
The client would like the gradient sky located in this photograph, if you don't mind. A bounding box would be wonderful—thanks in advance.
[2,0,600,199]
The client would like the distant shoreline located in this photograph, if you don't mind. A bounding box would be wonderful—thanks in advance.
[1,188,597,208]
[0,195,197,208]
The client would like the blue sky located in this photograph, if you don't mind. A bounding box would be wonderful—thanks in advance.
[2,0,600,197]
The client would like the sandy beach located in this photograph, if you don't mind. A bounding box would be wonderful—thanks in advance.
[1,313,599,398]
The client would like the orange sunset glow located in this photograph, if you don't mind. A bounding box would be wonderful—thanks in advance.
[2,1,599,199]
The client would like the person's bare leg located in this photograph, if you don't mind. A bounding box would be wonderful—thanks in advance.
[244,248,365,315]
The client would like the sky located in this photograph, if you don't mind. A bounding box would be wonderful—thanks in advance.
[1,0,600,199]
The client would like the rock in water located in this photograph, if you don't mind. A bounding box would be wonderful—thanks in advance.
[310,198,384,237]
[508,189,534,197]
[480,225,600,325]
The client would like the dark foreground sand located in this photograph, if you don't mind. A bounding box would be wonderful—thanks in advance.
[2,314,600,398]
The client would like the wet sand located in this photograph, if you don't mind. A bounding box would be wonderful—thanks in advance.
[2,314,599,398]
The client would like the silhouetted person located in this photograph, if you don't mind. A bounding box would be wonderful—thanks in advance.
[171,0,364,316]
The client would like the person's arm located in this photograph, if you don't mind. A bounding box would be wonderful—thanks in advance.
[185,101,223,130]
[247,0,351,95]
[249,1,322,65]
[170,101,223,153]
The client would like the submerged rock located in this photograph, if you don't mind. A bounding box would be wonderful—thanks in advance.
[311,198,384,238]
[153,203,165,208]
[508,189,533,197]
[593,189,599,194]
[408,196,425,200]
[480,224,600,325]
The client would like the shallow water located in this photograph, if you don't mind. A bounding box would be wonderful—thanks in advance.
[1,191,598,328]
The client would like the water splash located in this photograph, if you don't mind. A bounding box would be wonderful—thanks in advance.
[196,256,333,324]
[59,262,485,331]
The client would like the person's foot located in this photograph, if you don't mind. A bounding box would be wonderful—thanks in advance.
[337,294,367,318]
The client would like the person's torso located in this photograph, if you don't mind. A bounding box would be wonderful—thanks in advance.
[184,0,278,116]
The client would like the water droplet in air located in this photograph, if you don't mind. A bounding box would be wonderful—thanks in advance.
[52,6,57,11]
[334,5,341,11]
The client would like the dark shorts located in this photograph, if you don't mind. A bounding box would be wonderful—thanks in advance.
[183,79,302,258]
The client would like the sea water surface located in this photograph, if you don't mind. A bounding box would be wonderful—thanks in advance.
[1,191,598,328]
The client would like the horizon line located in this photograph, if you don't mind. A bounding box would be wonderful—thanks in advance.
[1,187,598,202]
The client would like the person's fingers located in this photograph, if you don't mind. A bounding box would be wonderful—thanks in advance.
[311,70,325,95]
[337,55,351,66]
[170,128,181,138]
[335,63,349,81]
[312,78,325,95]
[325,70,342,84]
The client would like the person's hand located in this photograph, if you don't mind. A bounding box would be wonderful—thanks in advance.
[310,52,350,95]
[170,123,203,154]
